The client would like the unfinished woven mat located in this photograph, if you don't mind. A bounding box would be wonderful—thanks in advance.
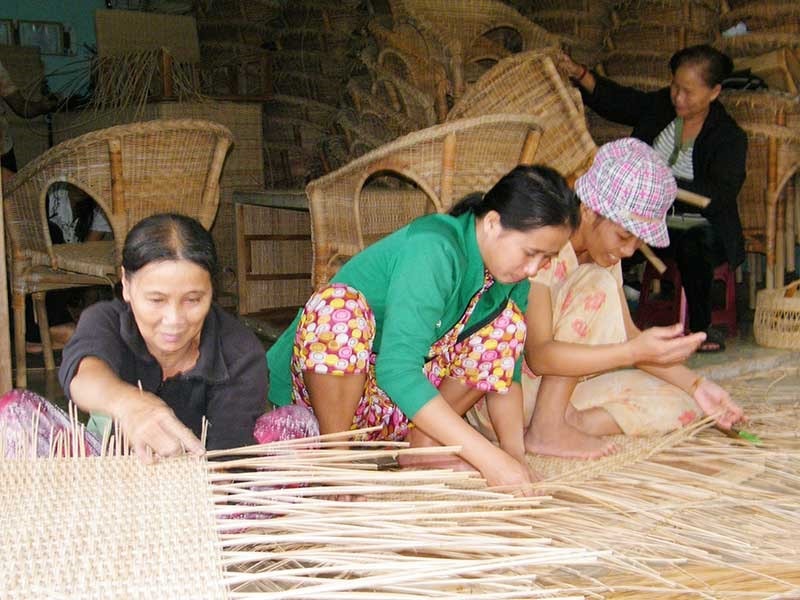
[3,369,800,598]
[0,457,226,599]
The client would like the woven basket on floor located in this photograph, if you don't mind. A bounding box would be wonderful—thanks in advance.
[754,280,800,349]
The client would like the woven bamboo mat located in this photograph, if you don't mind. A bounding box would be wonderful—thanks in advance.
[0,457,226,599]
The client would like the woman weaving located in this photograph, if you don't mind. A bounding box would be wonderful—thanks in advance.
[266,166,579,492]
[58,213,268,458]
[560,45,747,352]
[468,139,745,459]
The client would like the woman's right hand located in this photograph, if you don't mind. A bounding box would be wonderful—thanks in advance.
[480,446,538,496]
[114,390,205,464]
[628,323,706,365]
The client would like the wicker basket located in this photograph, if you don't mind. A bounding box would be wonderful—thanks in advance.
[754,280,800,349]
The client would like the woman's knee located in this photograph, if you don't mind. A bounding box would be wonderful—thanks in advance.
[295,284,375,375]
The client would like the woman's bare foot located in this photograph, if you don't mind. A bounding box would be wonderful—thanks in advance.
[524,419,616,459]
[397,427,476,471]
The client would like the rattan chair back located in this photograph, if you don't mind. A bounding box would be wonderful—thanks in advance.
[447,50,597,179]
[306,113,545,285]
[3,118,233,385]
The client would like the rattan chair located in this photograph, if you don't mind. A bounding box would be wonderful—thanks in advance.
[306,113,546,286]
[447,50,598,180]
[721,90,800,305]
[3,118,233,386]
[391,0,558,98]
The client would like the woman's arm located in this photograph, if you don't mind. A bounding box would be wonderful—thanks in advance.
[620,289,744,428]
[413,395,535,493]
[525,281,703,377]
[486,383,526,461]
[556,52,656,127]
[70,356,204,462]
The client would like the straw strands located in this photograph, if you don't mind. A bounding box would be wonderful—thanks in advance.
[2,368,800,598]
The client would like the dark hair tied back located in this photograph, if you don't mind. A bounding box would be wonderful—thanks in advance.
[669,44,733,88]
[450,165,580,232]
[122,213,218,280]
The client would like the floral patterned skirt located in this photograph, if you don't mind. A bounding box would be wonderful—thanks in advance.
[290,283,526,441]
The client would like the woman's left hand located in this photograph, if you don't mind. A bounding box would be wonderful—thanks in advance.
[692,378,745,429]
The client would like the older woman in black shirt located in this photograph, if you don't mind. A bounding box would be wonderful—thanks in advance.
[560,45,747,352]
[59,213,268,458]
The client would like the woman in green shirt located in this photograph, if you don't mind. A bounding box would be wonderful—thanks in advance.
[267,165,579,492]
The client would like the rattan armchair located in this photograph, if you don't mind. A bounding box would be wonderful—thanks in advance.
[4,118,233,386]
[447,49,597,181]
[306,113,545,286]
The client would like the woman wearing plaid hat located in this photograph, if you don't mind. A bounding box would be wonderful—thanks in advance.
[559,45,746,353]
[468,139,744,459]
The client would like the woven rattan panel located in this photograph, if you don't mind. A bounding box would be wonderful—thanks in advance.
[0,457,226,599]
[95,9,201,63]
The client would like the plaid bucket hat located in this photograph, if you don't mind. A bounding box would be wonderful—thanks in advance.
[575,138,677,248]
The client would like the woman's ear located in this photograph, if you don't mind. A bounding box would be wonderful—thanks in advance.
[482,210,502,237]
[120,267,131,302]
[709,83,722,102]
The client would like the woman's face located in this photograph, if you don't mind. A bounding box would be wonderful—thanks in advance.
[670,63,721,122]
[481,214,571,284]
[583,210,641,267]
[122,259,213,361]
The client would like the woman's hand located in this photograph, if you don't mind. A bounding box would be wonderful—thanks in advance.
[114,390,205,464]
[556,51,584,80]
[480,445,538,496]
[692,378,745,430]
[628,324,705,366]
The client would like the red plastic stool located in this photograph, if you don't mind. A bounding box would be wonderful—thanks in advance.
[634,260,737,335]
[711,262,738,336]
[634,259,687,331]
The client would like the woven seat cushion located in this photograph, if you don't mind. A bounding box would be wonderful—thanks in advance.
[52,241,117,278]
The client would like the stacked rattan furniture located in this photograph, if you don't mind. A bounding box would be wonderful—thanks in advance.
[524,0,613,70]
[4,119,232,387]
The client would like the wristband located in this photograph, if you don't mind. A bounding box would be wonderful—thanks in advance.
[573,65,588,82]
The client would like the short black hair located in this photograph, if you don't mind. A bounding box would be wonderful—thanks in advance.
[449,165,580,232]
[669,44,734,88]
[122,213,218,280]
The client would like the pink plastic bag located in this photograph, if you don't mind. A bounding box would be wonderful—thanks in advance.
[253,404,320,444]
[0,389,101,458]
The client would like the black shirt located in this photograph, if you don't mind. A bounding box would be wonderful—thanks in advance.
[581,73,747,268]
[59,299,268,450]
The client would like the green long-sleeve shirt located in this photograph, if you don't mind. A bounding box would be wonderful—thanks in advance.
[266,211,530,418]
